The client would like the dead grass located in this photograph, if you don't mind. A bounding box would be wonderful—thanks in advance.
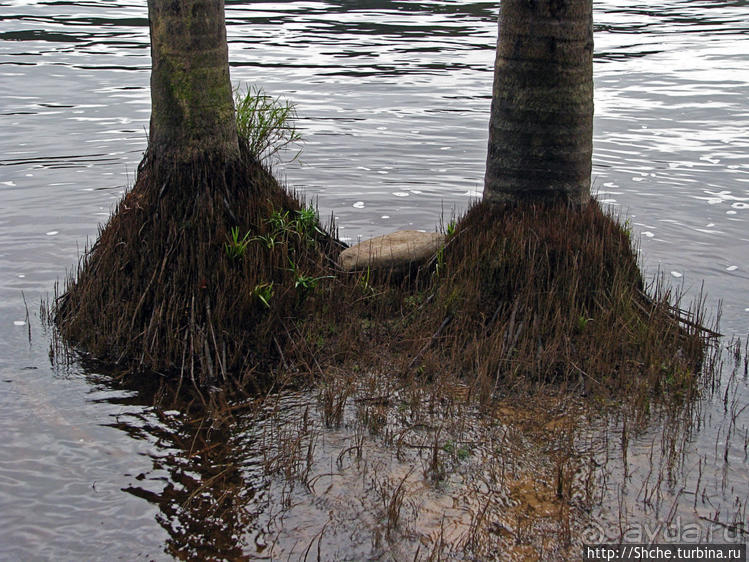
[315,198,711,413]
[429,202,703,397]
[56,183,713,413]
[55,147,341,392]
[96,333,733,560]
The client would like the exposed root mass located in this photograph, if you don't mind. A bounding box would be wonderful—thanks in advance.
[392,200,709,404]
[55,186,716,557]
[57,182,710,409]
[56,150,339,389]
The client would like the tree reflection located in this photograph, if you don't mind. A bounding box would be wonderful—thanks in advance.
[102,378,271,560]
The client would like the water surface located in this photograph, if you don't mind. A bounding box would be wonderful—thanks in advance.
[1,0,747,558]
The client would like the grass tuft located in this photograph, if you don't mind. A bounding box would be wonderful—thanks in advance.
[234,84,302,164]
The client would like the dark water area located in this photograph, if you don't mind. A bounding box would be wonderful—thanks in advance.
[1,0,748,559]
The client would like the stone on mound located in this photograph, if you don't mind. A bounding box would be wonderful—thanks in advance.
[339,230,445,272]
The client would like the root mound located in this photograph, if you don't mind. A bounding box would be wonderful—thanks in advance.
[392,200,708,402]
[56,151,339,388]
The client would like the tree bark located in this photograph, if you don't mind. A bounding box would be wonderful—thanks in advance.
[484,0,593,205]
[148,0,239,165]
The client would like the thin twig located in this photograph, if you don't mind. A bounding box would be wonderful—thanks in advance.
[408,315,453,370]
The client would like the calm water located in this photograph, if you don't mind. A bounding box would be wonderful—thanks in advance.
[1,0,748,558]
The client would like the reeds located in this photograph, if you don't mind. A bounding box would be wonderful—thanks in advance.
[48,83,724,558]
[90,327,731,560]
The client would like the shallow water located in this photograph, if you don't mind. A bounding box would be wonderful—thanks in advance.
[1,0,748,558]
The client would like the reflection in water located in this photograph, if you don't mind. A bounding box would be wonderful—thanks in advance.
[117,401,258,559]
[79,342,745,559]
[101,374,493,558]
[83,377,261,559]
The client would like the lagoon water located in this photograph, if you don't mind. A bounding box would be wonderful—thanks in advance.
[1,0,748,558]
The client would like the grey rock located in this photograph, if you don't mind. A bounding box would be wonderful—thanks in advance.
[339,230,445,272]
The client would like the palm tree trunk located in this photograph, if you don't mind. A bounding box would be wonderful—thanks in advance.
[484,0,593,205]
[148,0,239,165]
[56,0,306,380]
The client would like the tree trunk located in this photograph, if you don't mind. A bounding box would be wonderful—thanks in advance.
[484,0,593,205]
[148,0,239,165]
[56,0,316,382]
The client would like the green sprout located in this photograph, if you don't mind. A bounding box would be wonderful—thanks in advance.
[267,209,291,235]
[294,206,324,239]
[251,282,273,309]
[225,226,252,260]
